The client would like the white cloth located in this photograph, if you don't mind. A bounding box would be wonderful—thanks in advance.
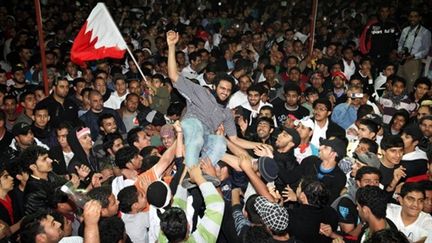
[121,212,149,243]
[311,119,329,148]
[59,236,83,243]
[227,91,248,109]
[181,65,198,80]
[104,91,129,110]
[342,59,356,80]
[386,203,432,242]
[111,176,135,198]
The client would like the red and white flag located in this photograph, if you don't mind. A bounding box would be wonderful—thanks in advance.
[71,3,127,66]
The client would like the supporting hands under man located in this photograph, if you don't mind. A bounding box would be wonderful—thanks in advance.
[200,157,216,177]
[189,164,206,186]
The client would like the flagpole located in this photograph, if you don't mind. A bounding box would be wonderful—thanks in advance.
[308,0,318,57]
[102,3,148,83]
[34,0,49,95]
[125,47,148,83]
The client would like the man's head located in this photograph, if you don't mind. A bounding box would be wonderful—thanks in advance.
[160,124,176,148]
[419,116,432,138]
[12,64,26,84]
[310,72,325,89]
[294,117,314,142]
[356,186,388,222]
[73,77,86,98]
[103,132,124,156]
[304,87,319,105]
[76,127,93,152]
[313,98,332,122]
[160,207,188,242]
[214,74,235,104]
[124,93,139,113]
[413,77,431,100]
[3,94,17,115]
[256,117,274,141]
[0,166,14,193]
[331,71,347,89]
[20,212,65,243]
[21,145,53,176]
[319,137,346,163]
[401,124,423,153]
[93,77,107,95]
[259,105,274,119]
[113,74,127,95]
[33,104,50,129]
[115,146,142,171]
[358,118,380,140]
[420,180,432,214]
[55,122,72,150]
[297,178,330,207]
[118,185,146,214]
[53,78,70,99]
[389,76,407,97]
[12,122,35,149]
[408,9,422,27]
[355,166,382,188]
[275,127,300,151]
[247,84,263,107]
[398,182,425,219]
[380,135,404,166]
[87,186,119,217]
[20,91,36,111]
[89,90,104,112]
[127,127,150,151]
[253,196,289,236]
[284,83,301,107]
[238,74,252,93]
[128,79,142,95]
[98,113,118,135]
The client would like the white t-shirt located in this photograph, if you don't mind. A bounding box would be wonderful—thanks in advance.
[311,119,329,148]
[386,203,432,242]
[121,212,149,243]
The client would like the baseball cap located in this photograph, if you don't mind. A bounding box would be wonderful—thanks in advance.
[319,137,347,158]
[294,116,314,130]
[353,152,381,168]
[254,196,289,232]
[331,71,347,80]
[12,122,32,136]
[281,127,301,147]
[258,157,279,182]
[12,64,24,73]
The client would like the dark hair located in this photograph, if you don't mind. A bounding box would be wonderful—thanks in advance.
[188,51,200,63]
[359,57,372,66]
[87,186,112,208]
[284,82,301,95]
[359,138,379,154]
[259,105,274,116]
[98,216,126,243]
[141,156,159,173]
[389,109,409,131]
[140,146,157,158]
[103,132,123,153]
[356,186,388,219]
[160,207,188,242]
[125,93,140,102]
[98,113,116,128]
[3,94,17,104]
[400,182,425,198]
[20,211,49,243]
[380,134,404,150]
[33,103,49,115]
[242,225,273,243]
[359,119,380,134]
[364,228,409,243]
[355,166,382,182]
[80,87,93,97]
[52,77,68,87]
[420,180,432,191]
[167,102,185,117]
[115,146,139,169]
[357,105,374,120]
[304,86,319,97]
[263,64,276,73]
[388,75,406,87]
[414,77,431,89]
[245,194,262,224]
[247,84,263,95]
[55,121,73,134]
[72,77,86,87]
[257,117,275,129]
[20,146,49,174]
[118,185,139,213]
[127,127,144,148]
[300,178,329,208]
[19,91,35,103]
[214,73,235,91]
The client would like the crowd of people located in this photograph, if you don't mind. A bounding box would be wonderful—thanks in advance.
[0,0,431,242]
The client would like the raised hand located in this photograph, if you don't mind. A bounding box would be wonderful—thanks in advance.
[166,31,179,47]
[75,164,91,180]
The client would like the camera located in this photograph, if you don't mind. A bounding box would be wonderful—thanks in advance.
[350,93,363,99]
[399,47,410,65]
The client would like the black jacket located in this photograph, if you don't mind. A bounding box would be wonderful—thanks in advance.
[23,173,66,216]
[37,95,80,128]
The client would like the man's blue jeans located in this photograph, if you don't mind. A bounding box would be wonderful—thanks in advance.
[181,117,227,167]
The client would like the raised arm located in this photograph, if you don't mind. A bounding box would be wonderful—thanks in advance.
[167,31,179,83]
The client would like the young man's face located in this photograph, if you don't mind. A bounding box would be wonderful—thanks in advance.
[215,80,233,102]
[355,142,371,154]
[127,153,143,171]
[16,130,35,148]
[357,124,375,140]
[275,131,293,149]
[382,147,404,165]
[401,133,417,152]
[105,194,119,217]
[35,153,53,174]
[110,138,124,154]
[415,83,430,99]
[306,93,319,104]
[247,91,261,107]
[356,173,380,188]
[22,94,36,110]
[4,99,17,115]
[313,104,330,122]
[416,106,431,121]
[392,81,405,96]
[295,124,312,140]
[56,128,69,149]
[34,109,50,128]
[332,76,345,89]
[391,115,406,132]
[39,215,64,242]
[134,131,151,150]
[78,133,93,151]
[101,117,118,134]
[399,191,425,219]
[256,121,273,139]
[424,190,432,214]
[161,134,175,148]
[54,80,70,98]
[420,119,432,137]
[125,96,139,113]
[259,109,272,118]
[285,91,299,107]
[0,171,14,192]
[383,65,395,77]
[115,79,127,94]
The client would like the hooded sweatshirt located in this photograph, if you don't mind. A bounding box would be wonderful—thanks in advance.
[67,127,100,177]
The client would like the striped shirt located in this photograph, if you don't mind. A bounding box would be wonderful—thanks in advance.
[158,182,225,243]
